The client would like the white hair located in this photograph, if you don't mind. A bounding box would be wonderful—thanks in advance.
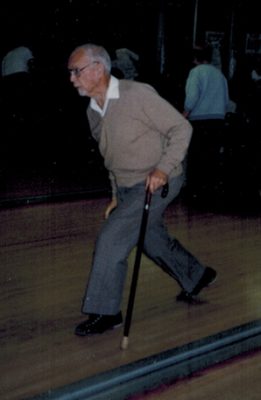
[73,43,111,73]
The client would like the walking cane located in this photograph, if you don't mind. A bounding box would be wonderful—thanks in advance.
[121,183,168,350]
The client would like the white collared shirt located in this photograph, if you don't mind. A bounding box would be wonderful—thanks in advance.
[90,75,119,117]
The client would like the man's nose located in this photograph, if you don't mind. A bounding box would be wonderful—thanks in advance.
[69,72,74,81]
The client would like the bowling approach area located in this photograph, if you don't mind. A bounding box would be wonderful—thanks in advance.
[1,194,261,399]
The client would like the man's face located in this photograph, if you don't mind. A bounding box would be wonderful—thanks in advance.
[68,49,100,97]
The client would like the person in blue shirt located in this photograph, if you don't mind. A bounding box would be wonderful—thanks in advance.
[183,46,229,201]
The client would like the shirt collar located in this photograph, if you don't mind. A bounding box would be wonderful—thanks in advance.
[90,75,119,116]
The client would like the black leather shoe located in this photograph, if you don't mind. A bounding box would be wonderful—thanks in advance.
[176,267,217,303]
[191,266,217,295]
[176,290,194,304]
[75,312,123,336]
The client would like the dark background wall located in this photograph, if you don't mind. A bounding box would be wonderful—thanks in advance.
[0,1,260,205]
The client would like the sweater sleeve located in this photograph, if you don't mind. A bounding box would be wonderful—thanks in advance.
[184,68,200,113]
[142,87,193,176]
[108,171,117,198]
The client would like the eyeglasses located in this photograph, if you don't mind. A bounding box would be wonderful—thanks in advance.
[68,61,98,77]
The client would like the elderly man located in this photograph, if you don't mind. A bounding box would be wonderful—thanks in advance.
[68,44,216,336]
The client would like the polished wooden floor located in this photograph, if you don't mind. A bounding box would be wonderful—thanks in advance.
[0,196,261,399]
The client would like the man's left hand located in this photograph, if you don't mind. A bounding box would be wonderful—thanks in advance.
[146,169,168,193]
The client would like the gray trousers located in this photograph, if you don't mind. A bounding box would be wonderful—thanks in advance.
[82,174,205,315]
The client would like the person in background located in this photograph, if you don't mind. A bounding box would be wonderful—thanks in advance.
[0,45,35,159]
[68,43,217,336]
[1,45,35,116]
[1,45,34,77]
[111,47,139,80]
[183,46,229,200]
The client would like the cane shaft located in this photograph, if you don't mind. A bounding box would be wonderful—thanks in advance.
[121,184,168,349]
[123,190,152,340]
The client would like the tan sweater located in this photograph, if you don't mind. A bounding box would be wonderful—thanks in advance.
[87,79,192,194]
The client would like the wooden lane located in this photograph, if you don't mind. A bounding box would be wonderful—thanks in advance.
[0,198,261,399]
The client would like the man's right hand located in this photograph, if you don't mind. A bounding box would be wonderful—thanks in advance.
[104,197,117,219]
